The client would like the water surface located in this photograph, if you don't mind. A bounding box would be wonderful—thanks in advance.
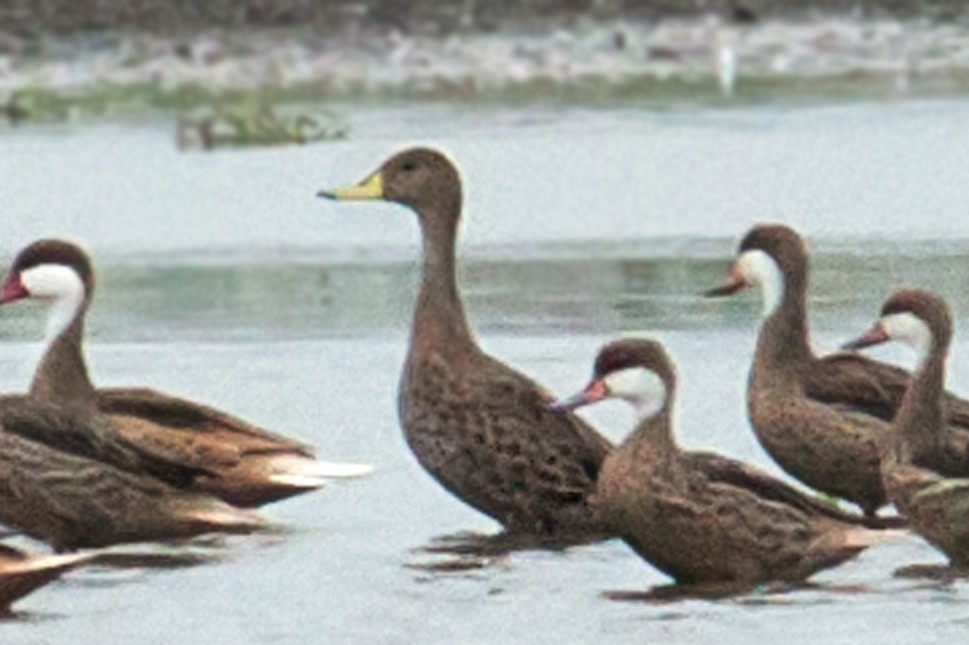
[3,100,969,643]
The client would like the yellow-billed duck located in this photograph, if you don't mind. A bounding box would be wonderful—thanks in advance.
[319,148,614,538]
[0,239,372,508]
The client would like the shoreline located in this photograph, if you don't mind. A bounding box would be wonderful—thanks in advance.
[3,16,969,127]
[1,1,967,36]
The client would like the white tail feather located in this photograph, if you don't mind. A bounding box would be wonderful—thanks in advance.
[185,504,267,532]
[270,455,374,481]
[2,551,92,576]
[309,461,374,479]
[268,473,329,488]
[844,527,909,549]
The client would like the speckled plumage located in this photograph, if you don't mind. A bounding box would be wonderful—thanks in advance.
[400,347,611,535]
[574,339,878,584]
[325,148,613,537]
[713,225,969,516]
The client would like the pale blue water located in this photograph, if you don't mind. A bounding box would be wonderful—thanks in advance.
[2,99,969,642]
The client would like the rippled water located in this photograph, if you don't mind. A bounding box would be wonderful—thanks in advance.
[3,99,969,642]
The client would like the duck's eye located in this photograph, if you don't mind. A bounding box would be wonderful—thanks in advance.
[401,161,418,172]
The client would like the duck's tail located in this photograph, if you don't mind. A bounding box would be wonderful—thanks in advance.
[0,546,93,611]
[182,500,268,535]
[267,455,374,488]
[842,527,909,550]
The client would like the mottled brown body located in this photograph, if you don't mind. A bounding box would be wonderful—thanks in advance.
[0,401,264,550]
[400,348,612,534]
[586,339,874,584]
[325,148,615,537]
[866,291,969,566]
[94,388,319,507]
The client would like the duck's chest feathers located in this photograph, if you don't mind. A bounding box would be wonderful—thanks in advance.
[598,445,685,522]
[398,351,479,460]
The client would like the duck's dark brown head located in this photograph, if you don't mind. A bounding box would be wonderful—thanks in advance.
[0,239,95,305]
[843,288,952,356]
[593,338,676,387]
[704,224,809,317]
[736,224,808,270]
[552,338,675,419]
[318,148,462,222]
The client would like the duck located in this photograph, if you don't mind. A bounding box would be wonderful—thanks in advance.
[552,337,887,586]
[0,239,372,508]
[843,289,969,567]
[0,397,266,550]
[318,148,614,538]
[0,544,93,612]
[705,224,969,516]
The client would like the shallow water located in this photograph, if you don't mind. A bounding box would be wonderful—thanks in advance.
[2,99,969,642]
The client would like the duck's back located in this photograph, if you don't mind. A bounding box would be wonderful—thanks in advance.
[95,387,322,507]
[599,447,864,583]
[399,347,613,536]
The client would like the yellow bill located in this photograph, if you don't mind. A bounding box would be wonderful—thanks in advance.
[317,172,384,201]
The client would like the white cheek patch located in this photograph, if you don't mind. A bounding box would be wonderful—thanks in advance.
[737,250,785,318]
[882,312,932,360]
[21,264,86,342]
[604,367,668,421]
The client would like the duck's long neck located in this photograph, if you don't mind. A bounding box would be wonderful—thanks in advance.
[753,265,812,384]
[891,341,947,465]
[410,203,475,356]
[31,302,97,422]
[622,404,682,475]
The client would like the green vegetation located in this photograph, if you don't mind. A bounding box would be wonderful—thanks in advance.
[177,100,348,150]
[0,84,350,149]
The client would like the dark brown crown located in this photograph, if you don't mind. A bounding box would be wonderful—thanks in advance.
[738,224,809,267]
[880,288,953,345]
[375,147,463,216]
[593,338,676,389]
[10,239,95,295]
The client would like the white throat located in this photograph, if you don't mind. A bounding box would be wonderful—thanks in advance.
[738,250,785,318]
[882,312,933,364]
[603,367,668,421]
[21,264,87,344]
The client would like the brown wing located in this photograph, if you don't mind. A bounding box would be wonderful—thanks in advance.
[684,451,904,529]
[0,419,263,549]
[1,389,320,506]
[0,395,214,490]
[96,388,314,456]
[810,353,969,428]
[805,353,912,420]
